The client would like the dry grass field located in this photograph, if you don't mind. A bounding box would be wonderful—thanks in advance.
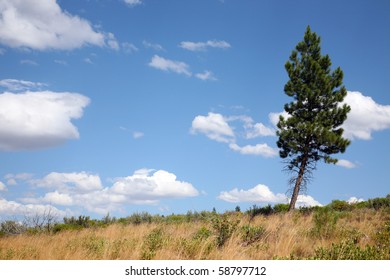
[0,205,389,260]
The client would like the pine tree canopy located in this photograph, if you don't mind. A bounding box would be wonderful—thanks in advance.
[277,26,351,173]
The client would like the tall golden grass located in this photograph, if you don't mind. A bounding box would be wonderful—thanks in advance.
[0,208,388,260]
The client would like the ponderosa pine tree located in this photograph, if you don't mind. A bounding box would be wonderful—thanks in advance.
[277,26,351,211]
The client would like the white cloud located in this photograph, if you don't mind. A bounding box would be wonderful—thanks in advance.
[0,79,47,91]
[179,40,231,52]
[342,91,390,140]
[124,0,143,6]
[336,159,357,169]
[11,169,199,215]
[218,184,286,203]
[229,143,278,158]
[35,172,103,193]
[195,70,217,81]
[122,42,138,54]
[0,181,7,191]
[143,40,165,51]
[106,32,119,50]
[20,59,38,66]
[133,131,144,139]
[218,183,322,207]
[347,197,365,204]
[269,111,290,127]
[111,169,199,202]
[191,112,235,143]
[149,55,192,76]
[0,198,67,218]
[54,59,68,66]
[0,90,90,151]
[269,91,390,141]
[0,0,107,50]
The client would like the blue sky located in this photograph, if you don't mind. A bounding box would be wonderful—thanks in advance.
[0,0,389,219]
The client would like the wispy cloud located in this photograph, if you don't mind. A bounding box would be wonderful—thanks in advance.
[122,42,138,54]
[143,40,165,51]
[132,131,144,139]
[195,70,217,81]
[124,0,143,7]
[179,40,231,52]
[0,79,47,91]
[20,59,38,66]
[54,59,68,66]
[149,55,192,76]
[336,159,357,169]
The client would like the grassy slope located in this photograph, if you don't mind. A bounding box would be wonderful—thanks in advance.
[0,208,389,260]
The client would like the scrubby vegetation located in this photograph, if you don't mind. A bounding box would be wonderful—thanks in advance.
[0,194,389,260]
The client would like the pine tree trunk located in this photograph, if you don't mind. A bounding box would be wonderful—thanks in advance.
[288,156,308,211]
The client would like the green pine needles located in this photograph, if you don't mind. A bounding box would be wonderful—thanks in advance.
[277,26,351,211]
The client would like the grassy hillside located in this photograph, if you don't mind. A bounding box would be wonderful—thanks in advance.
[0,197,389,260]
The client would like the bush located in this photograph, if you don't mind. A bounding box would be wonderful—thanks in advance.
[313,239,389,260]
[0,220,27,236]
[273,204,289,213]
[141,228,164,260]
[311,207,339,238]
[211,214,239,247]
[367,197,390,210]
[247,204,273,219]
[328,200,351,211]
[241,225,265,245]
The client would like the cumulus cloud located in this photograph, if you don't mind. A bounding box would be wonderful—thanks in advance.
[11,169,199,215]
[0,198,67,217]
[191,113,235,143]
[34,172,103,193]
[336,159,357,169]
[191,112,278,157]
[179,40,231,52]
[342,91,390,140]
[0,0,109,50]
[347,197,365,204]
[269,91,390,141]
[218,184,322,207]
[0,90,90,151]
[111,169,199,202]
[149,55,192,76]
[229,143,278,158]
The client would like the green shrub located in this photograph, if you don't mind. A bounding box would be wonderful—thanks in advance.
[273,204,289,213]
[52,223,83,233]
[367,197,390,210]
[193,226,212,240]
[313,239,389,260]
[241,225,265,245]
[328,200,351,211]
[211,214,239,247]
[141,228,164,260]
[310,207,339,238]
